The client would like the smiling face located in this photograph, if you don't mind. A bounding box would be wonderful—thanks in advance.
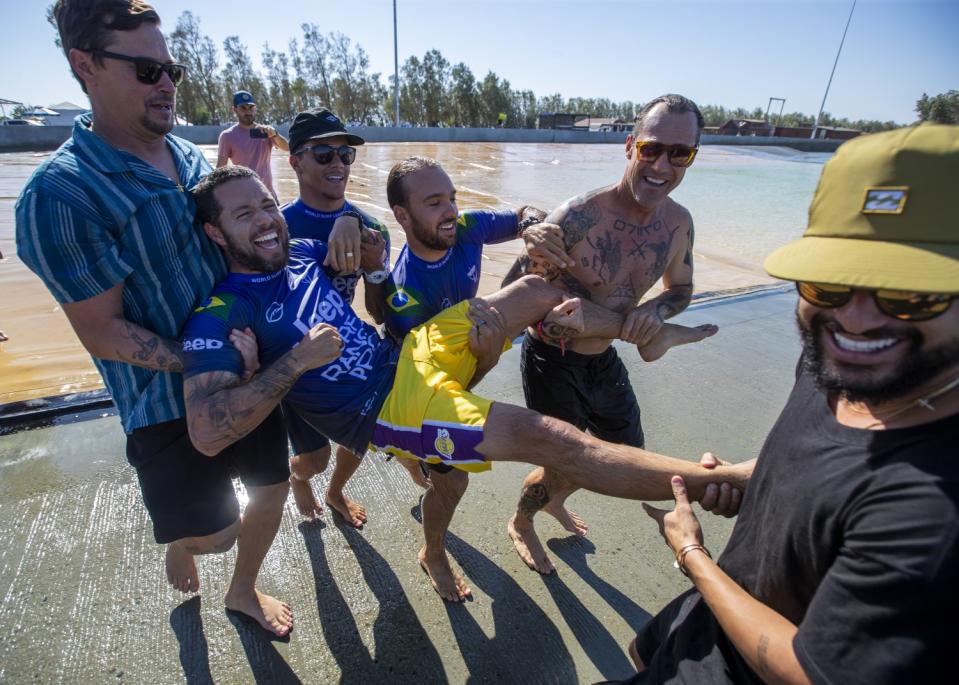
[206,176,290,274]
[392,166,459,260]
[797,290,959,404]
[78,22,178,138]
[623,103,699,210]
[289,134,352,211]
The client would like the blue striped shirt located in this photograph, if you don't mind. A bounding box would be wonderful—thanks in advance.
[15,114,225,433]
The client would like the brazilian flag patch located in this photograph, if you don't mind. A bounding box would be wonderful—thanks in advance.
[194,293,236,321]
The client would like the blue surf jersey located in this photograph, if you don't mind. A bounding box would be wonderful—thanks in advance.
[281,199,390,305]
[182,239,399,454]
[383,210,518,340]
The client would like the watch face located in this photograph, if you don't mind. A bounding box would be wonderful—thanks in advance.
[364,269,390,284]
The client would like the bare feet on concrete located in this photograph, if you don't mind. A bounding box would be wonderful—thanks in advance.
[166,541,199,593]
[419,546,471,602]
[507,514,556,575]
[325,490,367,528]
[225,588,294,637]
[639,323,718,362]
[289,473,323,518]
[543,502,589,536]
[289,453,323,518]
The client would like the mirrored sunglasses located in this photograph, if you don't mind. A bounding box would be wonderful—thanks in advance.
[299,144,356,166]
[796,282,954,322]
[635,140,698,168]
[91,50,186,86]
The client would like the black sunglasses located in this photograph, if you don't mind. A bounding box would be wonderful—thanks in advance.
[91,50,187,86]
[298,144,356,166]
[796,282,955,322]
[634,140,699,168]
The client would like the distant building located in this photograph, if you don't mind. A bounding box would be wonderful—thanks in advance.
[718,118,775,137]
[593,117,633,133]
[40,101,88,126]
[537,112,591,130]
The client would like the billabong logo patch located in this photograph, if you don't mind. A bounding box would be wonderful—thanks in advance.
[862,187,908,214]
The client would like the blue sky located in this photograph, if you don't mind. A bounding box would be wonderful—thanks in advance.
[2,0,955,124]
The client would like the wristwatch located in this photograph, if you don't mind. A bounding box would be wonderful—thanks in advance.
[518,214,543,236]
[363,269,390,284]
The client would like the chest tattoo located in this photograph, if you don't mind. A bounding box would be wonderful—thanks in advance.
[584,230,622,285]
[562,203,603,251]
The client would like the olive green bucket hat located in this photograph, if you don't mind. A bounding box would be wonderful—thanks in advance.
[764,123,959,294]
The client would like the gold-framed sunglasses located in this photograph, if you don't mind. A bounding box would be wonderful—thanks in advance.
[634,140,699,168]
[796,282,954,322]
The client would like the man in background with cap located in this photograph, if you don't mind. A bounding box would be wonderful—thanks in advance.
[217,90,289,197]
[279,108,400,527]
[630,123,958,684]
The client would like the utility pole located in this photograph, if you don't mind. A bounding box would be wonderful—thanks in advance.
[766,97,786,126]
[393,0,400,127]
[812,0,856,139]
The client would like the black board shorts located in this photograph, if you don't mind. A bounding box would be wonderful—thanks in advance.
[521,332,645,448]
[281,398,331,455]
[125,409,288,544]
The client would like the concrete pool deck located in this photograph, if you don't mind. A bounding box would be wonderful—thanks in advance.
[0,286,801,684]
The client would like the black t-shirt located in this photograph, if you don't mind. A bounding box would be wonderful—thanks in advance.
[635,365,959,684]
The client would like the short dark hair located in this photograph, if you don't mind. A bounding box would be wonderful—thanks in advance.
[386,156,442,208]
[52,0,161,93]
[192,166,261,225]
[633,94,705,145]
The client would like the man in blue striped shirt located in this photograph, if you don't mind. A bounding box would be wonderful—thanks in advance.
[15,0,293,637]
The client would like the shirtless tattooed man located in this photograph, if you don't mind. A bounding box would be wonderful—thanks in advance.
[505,94,724,574]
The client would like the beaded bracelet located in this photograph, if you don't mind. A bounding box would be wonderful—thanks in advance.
[675,543,712,577]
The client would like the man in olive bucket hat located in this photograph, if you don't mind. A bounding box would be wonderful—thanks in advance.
[623,123,959,685]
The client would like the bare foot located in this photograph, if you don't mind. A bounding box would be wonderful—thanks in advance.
[418,546,471,601]
[543,503,588,536]
[166,541,199,593]
[639,323,718,362]
[325,490,367,528]
[289,474,324,518]
[397,456,430,489]
[225,588,294,637]
[507,514,555,575]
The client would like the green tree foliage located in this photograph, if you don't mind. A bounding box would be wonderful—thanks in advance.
[166,11,223,124]
[154,10,911,130]
[916,91,958,124]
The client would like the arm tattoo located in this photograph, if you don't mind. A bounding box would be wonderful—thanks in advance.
[118,321,184,372]
[655,288,692,320]
[186,353,304,452]
[683,226,693,268]
[756,634,771,674]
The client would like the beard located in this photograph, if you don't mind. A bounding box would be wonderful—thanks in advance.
[798,309,959,404]
[410,219,455,252]
[140,96,175,136]
[222,227,290,274]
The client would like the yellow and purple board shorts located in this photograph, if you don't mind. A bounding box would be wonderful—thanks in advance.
[370,300,512,473]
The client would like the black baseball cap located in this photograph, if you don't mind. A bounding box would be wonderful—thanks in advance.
[289,108,365,152]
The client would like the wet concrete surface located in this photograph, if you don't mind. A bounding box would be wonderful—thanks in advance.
[0,288,800,684]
